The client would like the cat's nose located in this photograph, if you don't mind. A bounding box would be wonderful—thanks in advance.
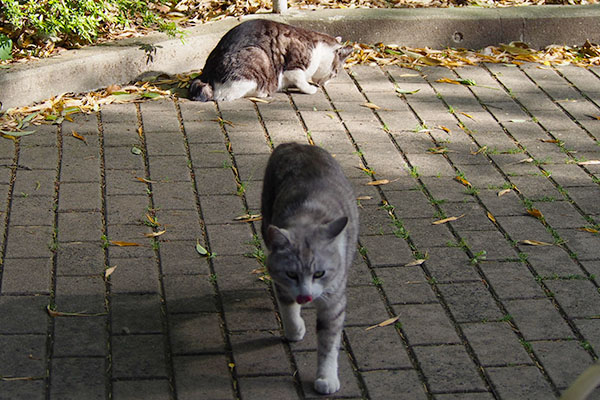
[296,295,312,304]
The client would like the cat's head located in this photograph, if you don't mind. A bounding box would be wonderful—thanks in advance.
[265,217,348,304]
[313,43,354,85]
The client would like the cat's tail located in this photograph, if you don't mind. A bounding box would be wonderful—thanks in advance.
[189,79,214,102]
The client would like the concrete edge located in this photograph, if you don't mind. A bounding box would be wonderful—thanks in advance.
[1,5,599,110]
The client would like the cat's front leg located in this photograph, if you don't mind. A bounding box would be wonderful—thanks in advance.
[314,295,346,394]
[274,285,306,341]
[283,70,318,95]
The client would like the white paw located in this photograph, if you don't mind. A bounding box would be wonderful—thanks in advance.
[284,318,306,342]
[314,376,340,394]
[302,85,318,95]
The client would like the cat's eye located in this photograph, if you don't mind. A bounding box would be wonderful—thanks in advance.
[286,271,298,280]
[313,271,325,279]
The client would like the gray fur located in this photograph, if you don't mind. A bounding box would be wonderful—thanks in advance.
[261,142,358,394]
[190,19,353,102]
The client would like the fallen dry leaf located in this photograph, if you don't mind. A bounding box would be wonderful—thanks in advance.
[454,176,472,187]
[432,214,464,225]
[498,188,512,197]
[578,227,599,234]
[110,240,141,247]
[404,259,426,267]
[487,211,497,223]
[527,208,544,219]
[361,102,381,110]
[519,239,553,246]
[367,179,390,186]
[233,213,262,222]
[105,266,117,278]
[518,158,534,164]
[577,160,600,165]
[46,304,107,317]
[71,130,87,145]
[356,195,373,201]
[144,230,166,237]
[366,315,400,331]
[460,112,475,120]
[540,139,560,143]
[136,177,156,183]
[247,97,270,103]
[438,125,451,134]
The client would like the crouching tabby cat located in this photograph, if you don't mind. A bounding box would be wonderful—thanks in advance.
[261,143,359,394]
[190,19,353,102]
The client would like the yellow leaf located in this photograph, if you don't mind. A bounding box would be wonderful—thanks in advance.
[436,78,461,85]
[578,227,599,234]
[498,188,512,197]
[361,102,381,110]
[577,160,600,165]
[527,208,544,219]
[432,214,464,225]
[356,196,373,201]
[146,213,159,226]
[366,315,400,331]
[404,259,426,267]
[454,176,472,187]
[71,130,87,145]
[519,239,553,246]
[136,177,156,183]
[247,97,269,103]
[460,112,475,120]
[487,212,497,223]
[367,179,389,186]
[110,240,141,247]
[539,139,560,143]
[439,125,451,134]
[144,230,166,238]
[105,266,117,278]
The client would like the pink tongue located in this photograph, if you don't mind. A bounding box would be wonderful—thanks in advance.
[296,295,312,304]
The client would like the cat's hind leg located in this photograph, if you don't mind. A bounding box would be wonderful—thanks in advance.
[274,285,306,341]
[282,69,318,95]
[212,79,259,101]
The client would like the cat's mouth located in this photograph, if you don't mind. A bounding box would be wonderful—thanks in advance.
[296,295,313,304]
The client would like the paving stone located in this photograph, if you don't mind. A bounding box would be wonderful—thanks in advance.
[534,200,589,229]
[108,257,159,294]
[18,144,58,170]
[61,147,101,183]
[362,369,428,400]
[159,240,209,275]
[0,295,49,334]
[358,234,413,267]
[57,211,103,242]
[112,379,172,400]
[477,188,528,217]
[344,326,412,370]
[199,195,245,225]
[545,279,600,318]
[462,322,532,366]
[438,282,502,323]
[4,225,53,258]
[486,365,556,400]
[1,257,51,294]
[459,230,516,261]
[169,313,224,354]
[238,376,300,400]
[413,344,486,393]
[13,169,56,197]
[53,316,107,357]
[394,303,461,345]
[358,204,396,236]
[211,255,267,292]
[9,195,54,226]
[152,181,197,210]
[183,120,227,145]
[293,350,362,399]
[55,242,105,276]
[433,393,494,400]
[421,176,475,203]
[376,266,438,305]
[104,168,147,195]
[574,319,600,355]
[221,289,279,331]
[148,155,191,182]
[50,357,105,400]
[112,334,167,378]
[58,182,101,211]
[54,275,106,315]
[194,167,237,195]
[438,201,497,231]
[0,334,46,377]
[504,299,573,341]
[532,340,593,389]
[205,223,254,256]
[555,228,600,260]
[173,354,234,400]
[111,293,163,334]
[480,262,545,300]
[230,331,291,376]
[524,245,583,277]
[402,217,456,249]
[385,189,437,220]
[163,274,216,313]
[0,380,45,400]
[423,247,481,283]
[346,285,390,326]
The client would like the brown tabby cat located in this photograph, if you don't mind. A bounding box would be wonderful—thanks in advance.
[189,19,353,102]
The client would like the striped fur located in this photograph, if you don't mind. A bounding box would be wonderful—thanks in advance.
[261,143,358,394]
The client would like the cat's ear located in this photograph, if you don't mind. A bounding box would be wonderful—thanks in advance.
[322,217,348,240]
[335,36,342,43]
[267,225,292,251]
[336,45,353,61]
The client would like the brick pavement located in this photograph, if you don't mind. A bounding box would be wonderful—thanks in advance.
[1,62,599,399]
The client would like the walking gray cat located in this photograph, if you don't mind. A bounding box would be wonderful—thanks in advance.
[261,143,359,394]
[189,19,353,102]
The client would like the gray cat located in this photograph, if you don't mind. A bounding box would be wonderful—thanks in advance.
[190,19,353,102]
[261,143,359,394]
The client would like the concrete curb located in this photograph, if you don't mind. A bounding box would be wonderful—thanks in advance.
[1,5,599,110]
